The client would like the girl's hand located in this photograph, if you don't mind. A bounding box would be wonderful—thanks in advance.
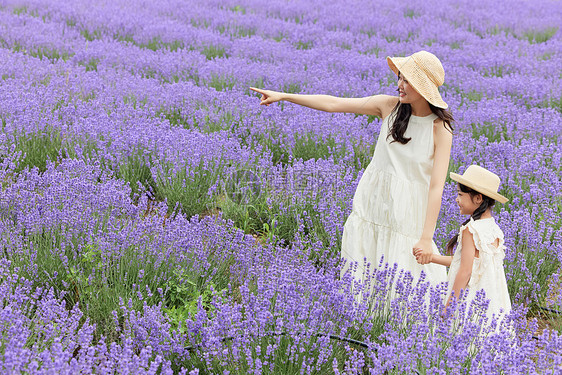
[250,87,283,106]
[413,239,433,264]
[413,248,422,263]
[413,248,432,264]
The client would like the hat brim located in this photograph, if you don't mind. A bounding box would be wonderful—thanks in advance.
[386,55,448,109]
[450,173,509,204]
[387,56,407,77]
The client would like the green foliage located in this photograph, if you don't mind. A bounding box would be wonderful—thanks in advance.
[28,47,72,62]
[360,46,382,56]
[116,147,158,198]
[360,28,377,38]
[292,132,346,163]
[154,159,224,218]
[233,26,256,38]
[79,57,100,72]
[144,36,164,51]
[202,45,227,60]
[459,90,484,104]
[523,27,558,44]
[166,40,185,52]
[12,6,27,15]
[385,34,398,43]
[159,107,190,129]
[8,216,239,343]
[12,128,69,172]
[160,103,244,133]
[282,82,301,94]
[483,65,505,78]
[80,29,103,41]
[544,96,562,113]
[352,140,376,171]
[485,24,512,37]
[296,41,313,50]
[164,270,227,332]
[218,166,344,266]
[247,77,265,91]
[470,121,507,142]
[186,334,362,373]
[115,33,135,44]
[505,241,560,311]
[207,74,236,91]
[230,5,246,14]
[241,127,289,165]
[217,192,274,237]
[8,125,99,174]
[123,94,147,109]
[338,42,352,50]
[180,279,386,373]
[40,74,52,86]
[206,111,241,133]
[133,36,185,52]
[403,9,418,18]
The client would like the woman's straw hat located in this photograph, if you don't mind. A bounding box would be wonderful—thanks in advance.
[450,165,509,204]
[386,51,448,109]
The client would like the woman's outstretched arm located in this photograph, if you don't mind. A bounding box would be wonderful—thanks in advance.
[249,87,398,118]
[413,118,453,264]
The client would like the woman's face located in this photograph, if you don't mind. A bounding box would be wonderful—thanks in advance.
[397,73,425,105]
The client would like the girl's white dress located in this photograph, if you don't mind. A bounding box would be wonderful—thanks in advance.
[340,112,447,285]
[446,217,511,318]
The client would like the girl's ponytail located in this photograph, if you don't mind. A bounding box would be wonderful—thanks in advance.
[445,184,496,254]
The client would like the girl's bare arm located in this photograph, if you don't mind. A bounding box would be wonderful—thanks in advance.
[414,247,452,266]
[447,227,476,306]
[430,254,453,267]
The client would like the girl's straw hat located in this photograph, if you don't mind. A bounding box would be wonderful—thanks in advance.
[450,165,509,204]
[386,51,448,109]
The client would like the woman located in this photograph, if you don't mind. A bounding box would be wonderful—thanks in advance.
[251,51,453,288]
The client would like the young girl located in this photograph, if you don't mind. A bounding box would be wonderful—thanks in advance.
[415,165,511,318]
[251,51,453,288]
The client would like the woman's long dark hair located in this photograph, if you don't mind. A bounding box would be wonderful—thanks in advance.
[445,183,496,254]
[387,81,455,144]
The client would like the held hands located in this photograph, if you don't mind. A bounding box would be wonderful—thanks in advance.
[249,87,283,106]
[413,239,433,265]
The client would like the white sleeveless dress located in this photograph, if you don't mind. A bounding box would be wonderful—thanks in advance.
[340,111,447,286]
[446,217,511,318]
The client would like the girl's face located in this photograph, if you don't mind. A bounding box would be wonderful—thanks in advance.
[397,73,425,105]
[455,185,482,215]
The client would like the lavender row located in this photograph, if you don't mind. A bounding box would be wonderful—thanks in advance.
[0,2,560,109]
[0,0,560,372]
[0,157,560,373]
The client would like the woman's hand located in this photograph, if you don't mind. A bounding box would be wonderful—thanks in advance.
[414,248,433,264]
[413,238,433,264]
[250,87,284,106]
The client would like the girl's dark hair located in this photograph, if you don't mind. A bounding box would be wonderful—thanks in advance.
[387,74,455,144]
[445,183,496,254]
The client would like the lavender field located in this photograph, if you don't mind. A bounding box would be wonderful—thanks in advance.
[0,0,561,373]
